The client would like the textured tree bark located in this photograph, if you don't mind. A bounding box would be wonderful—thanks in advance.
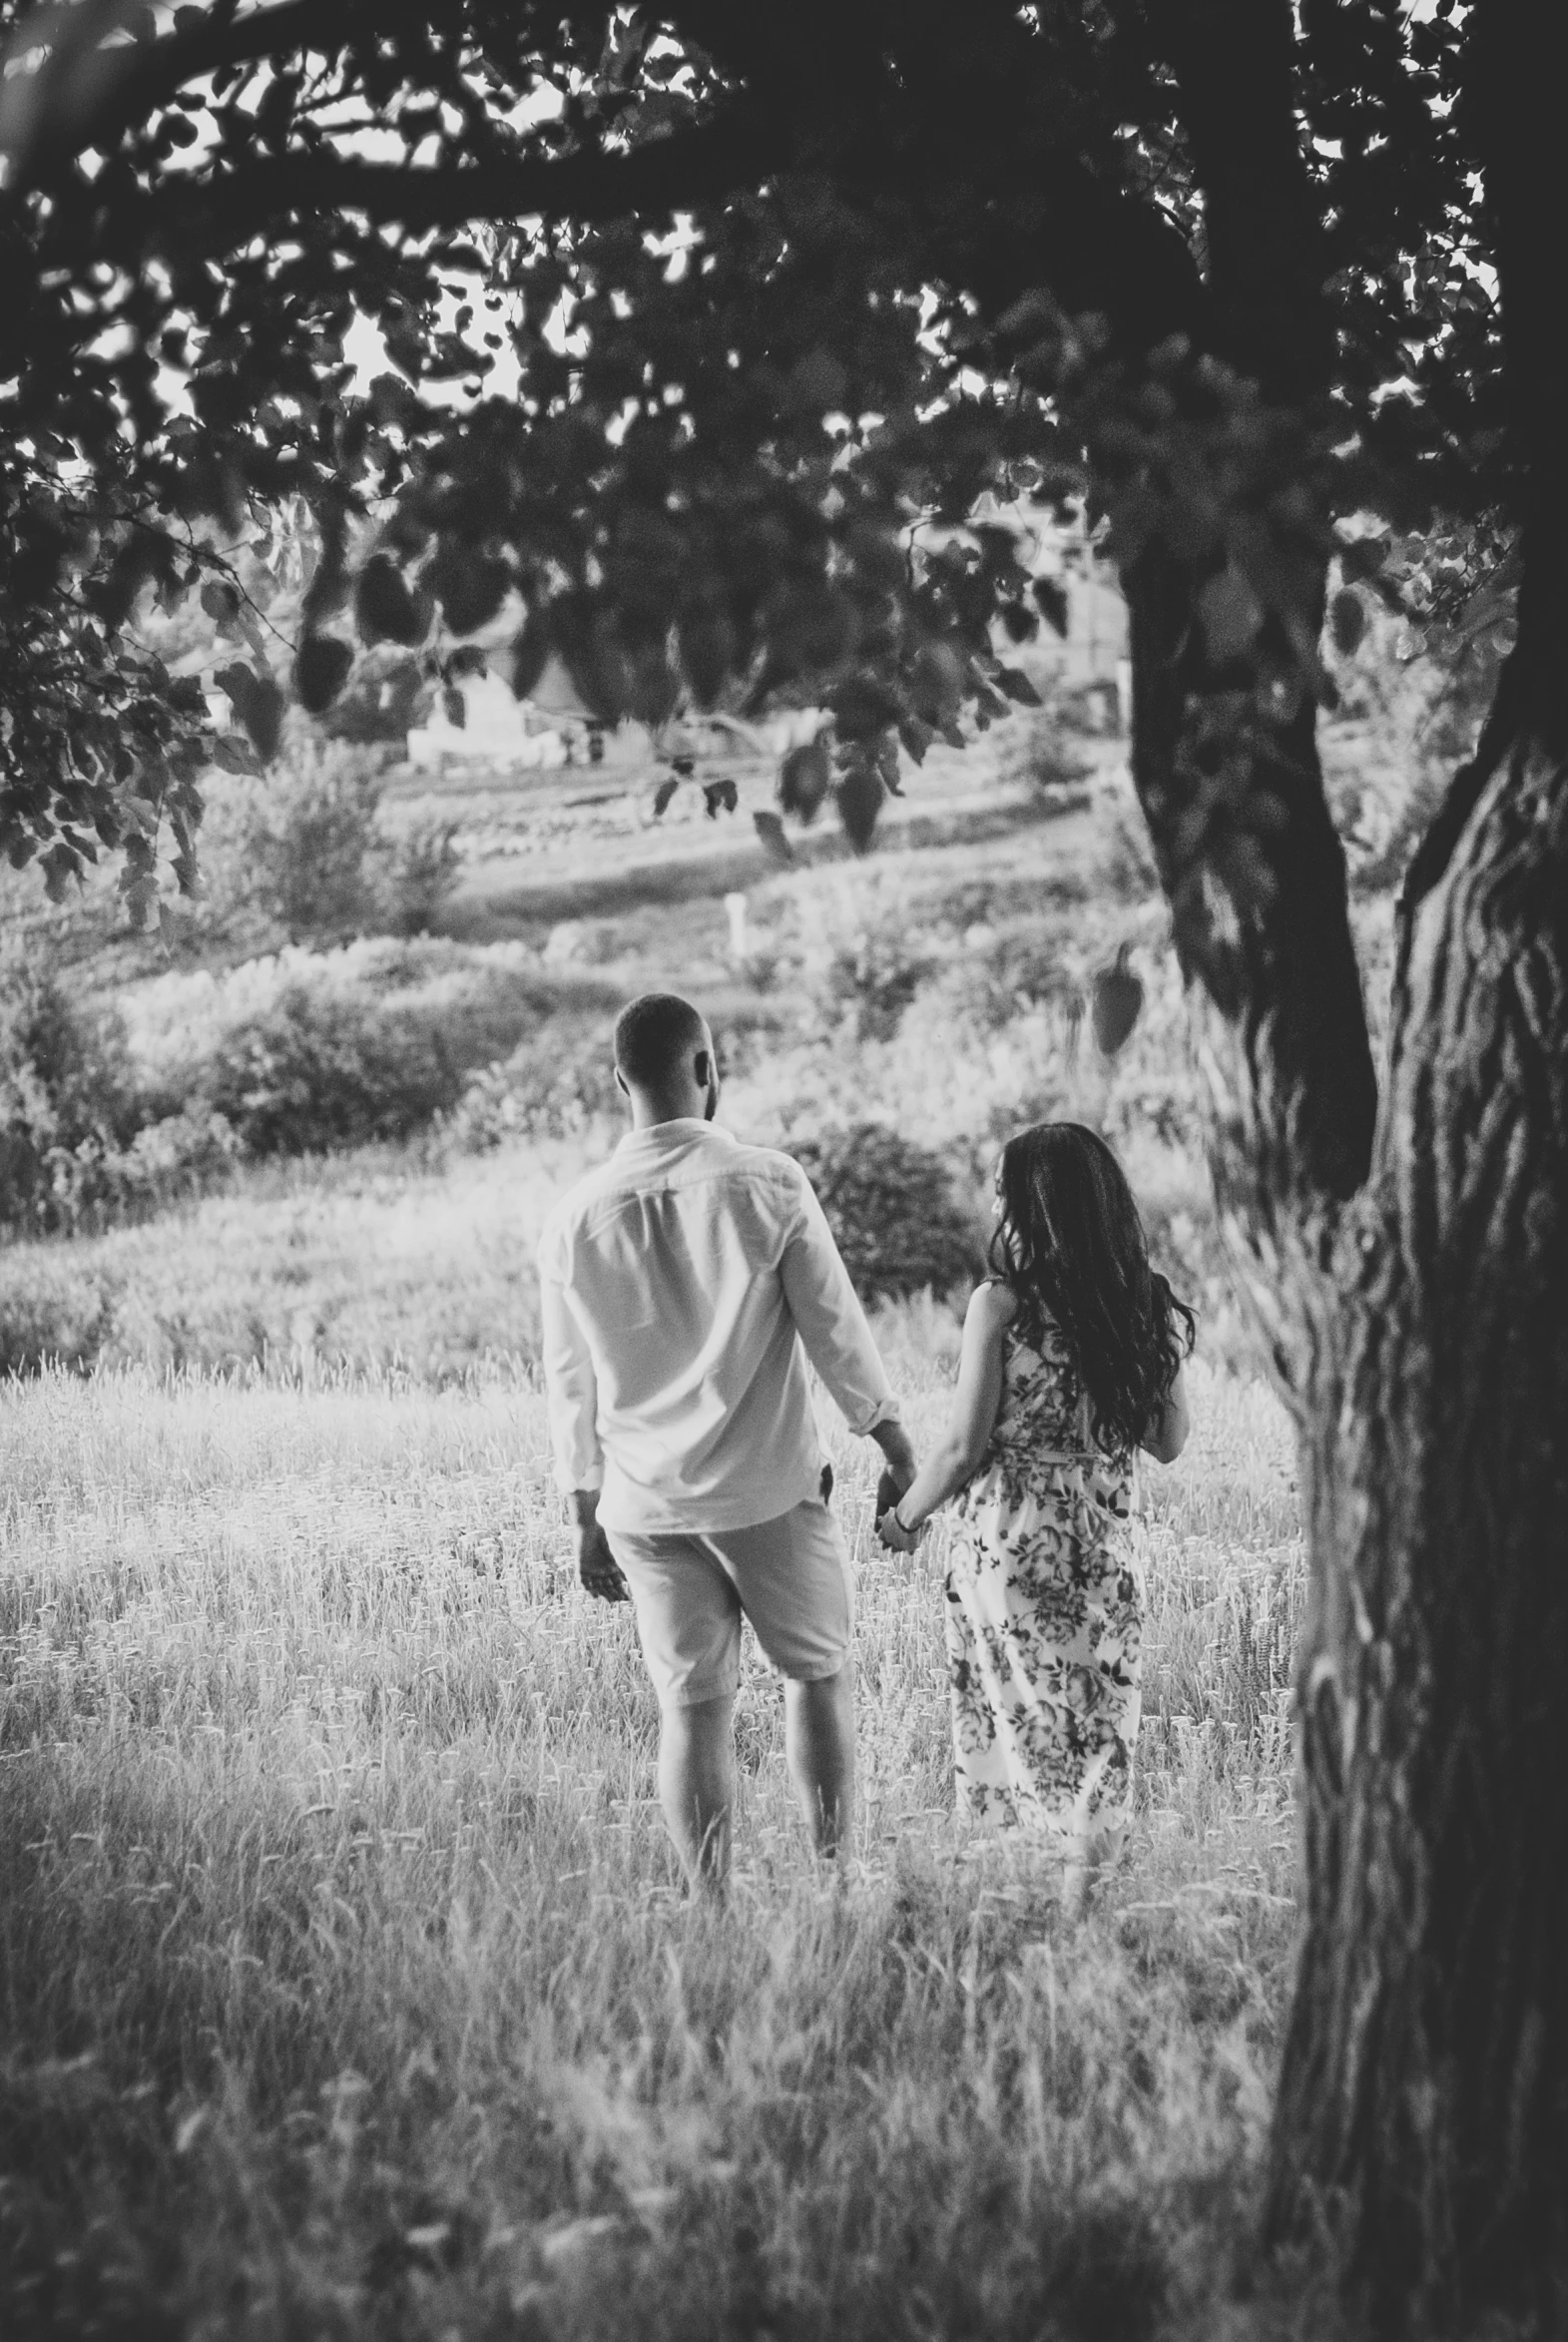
[1262,707,1568,2331]
[1129,5,1568,2326]
[1256,5,1568,2323]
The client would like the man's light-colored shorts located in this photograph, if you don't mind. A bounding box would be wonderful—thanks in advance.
[605,1497,852,1710]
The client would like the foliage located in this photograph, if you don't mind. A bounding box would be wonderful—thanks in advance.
[386,817,463,936]
[0,0,1502,907]
[195,979,464,1155]
[242,753,388,941]
[0,958,138,1233]
[171,942,607,1157]
[441,1043,623,1153]
[788,1122,983,1304]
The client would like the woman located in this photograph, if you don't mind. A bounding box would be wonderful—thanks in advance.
[879,1122,1193,1857]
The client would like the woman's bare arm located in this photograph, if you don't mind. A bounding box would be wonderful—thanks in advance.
[879,1283,1012,1539]
[1142,1364,1190,1464]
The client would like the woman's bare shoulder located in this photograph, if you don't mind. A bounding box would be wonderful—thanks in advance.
[967,1278,1018,1328]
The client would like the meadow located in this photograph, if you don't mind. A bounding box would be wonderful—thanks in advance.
[0,1330,1316,2342]
[0,691,1428,2337]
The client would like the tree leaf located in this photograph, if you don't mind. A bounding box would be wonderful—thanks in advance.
[429,551,509,637]
[779,737,831,824]
[828,672,905,743]
[294,634,354,715]
[1031,577,1070,638]
[211,731,262,777]
[511,610,552,701]
[896,715,935,766]
[41,842,80,903]
[1090,949,1144,1055]
[213,661,256,722]
[835,761,884,854]
[200,578,243,628]
[677,607,738,710]
[753,809,793,865]
[240,673,284,762]
[995,665,1043,706]
[354,555,425,647]
[652,777,680,817]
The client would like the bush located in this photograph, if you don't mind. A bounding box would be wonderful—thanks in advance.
[183,945,609,1158]
[386,818,462,934]
[788,1122,984,1303]
[440,1024,623,1151]
[243,756,387,940]
[199,982,466,1155]
[0,1253,119,1376]
[0,962,141,1236]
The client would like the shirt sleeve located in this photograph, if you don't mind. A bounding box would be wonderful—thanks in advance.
[777,1172,901,1436]
[538,1225,604,1494]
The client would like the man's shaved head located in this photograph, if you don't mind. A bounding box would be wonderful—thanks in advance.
[614,992,711,1092]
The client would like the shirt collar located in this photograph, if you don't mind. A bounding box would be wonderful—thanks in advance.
[612,1117,736,1159]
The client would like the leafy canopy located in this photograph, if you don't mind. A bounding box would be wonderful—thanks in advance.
[0,0,1498,912]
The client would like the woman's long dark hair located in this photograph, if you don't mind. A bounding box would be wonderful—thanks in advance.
[988,1122,1195,1455]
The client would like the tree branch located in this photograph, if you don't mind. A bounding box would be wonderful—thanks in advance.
[4,0,360,192]
[62,104,780,254]
[1158,0,1335,398]
[1122,0,1377,1212]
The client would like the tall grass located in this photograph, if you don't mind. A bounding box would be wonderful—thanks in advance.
[0,1328,1335,2339]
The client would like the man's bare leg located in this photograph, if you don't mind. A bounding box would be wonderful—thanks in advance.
[784,1666,855,1859]
[658,1693,736,1891]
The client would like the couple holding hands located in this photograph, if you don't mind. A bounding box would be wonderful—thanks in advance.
[539,993,1191,1894]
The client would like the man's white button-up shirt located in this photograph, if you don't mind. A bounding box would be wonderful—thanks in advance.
[538,1118,900,1533]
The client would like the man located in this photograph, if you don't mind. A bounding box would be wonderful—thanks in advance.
[537,992,917,1890]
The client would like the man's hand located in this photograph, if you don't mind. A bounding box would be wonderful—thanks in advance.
[570,1490,630,1603]
[578,1517,630,1601]
[869,1419,917,1506]
[874,1467,907,1523]
[877,1504,927,1553]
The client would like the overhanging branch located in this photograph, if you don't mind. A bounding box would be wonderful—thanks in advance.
[76,104,788,255]
[5,0,359,193]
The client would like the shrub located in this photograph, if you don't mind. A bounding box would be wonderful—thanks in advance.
[0,1253,119,1376]
[199,982,466,1155]
[243,755,387,940]
[807,933,938,1045]
[185,945,609,1158]
[441,1023,622,1151]
[0,962,141,1236]
[788,1122,983,1303]
[386,819,462,934]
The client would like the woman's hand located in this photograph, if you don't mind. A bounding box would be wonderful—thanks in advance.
[877,1505,927,1552]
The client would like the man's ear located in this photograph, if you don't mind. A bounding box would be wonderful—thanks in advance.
[694,1049,714,1089]
[614,1064,629,1098]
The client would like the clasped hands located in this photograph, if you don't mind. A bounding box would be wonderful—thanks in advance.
[570,1465,924,1605]
[873,1465,928,1554]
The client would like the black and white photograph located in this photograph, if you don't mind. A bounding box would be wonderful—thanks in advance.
[1,3,1560,2336]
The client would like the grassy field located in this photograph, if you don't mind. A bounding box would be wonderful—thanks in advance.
[1,699,1425,2334]
[0,1315,1328,2342]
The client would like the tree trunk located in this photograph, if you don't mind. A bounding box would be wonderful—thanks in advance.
[1253,6,1568,2324]
[1261,705,1568,2329]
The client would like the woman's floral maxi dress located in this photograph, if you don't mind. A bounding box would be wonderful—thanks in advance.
[946,1307,1141,1837]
